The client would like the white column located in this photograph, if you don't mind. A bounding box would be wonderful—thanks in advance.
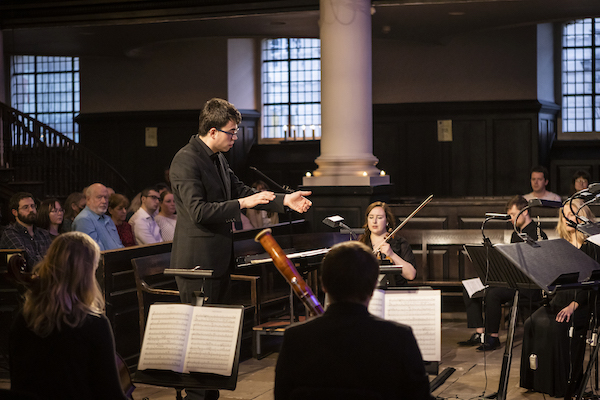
[303,0,389,186]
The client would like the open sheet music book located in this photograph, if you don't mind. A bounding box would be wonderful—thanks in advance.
[367,288,441,361]
[138,303,243,376]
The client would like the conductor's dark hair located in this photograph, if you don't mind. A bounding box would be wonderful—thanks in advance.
[198,98,242,137]
[530,165,550,181]
[321,241,379,303]
[506,195,528,212]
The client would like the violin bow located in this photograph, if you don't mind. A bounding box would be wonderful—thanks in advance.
[373,194,434,254]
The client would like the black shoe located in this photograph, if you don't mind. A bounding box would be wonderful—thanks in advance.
[458,332,483,346]
[477,336,501,351]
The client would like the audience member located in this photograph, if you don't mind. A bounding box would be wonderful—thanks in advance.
[523,165,561,202]
[129,187,162,244]
[477,195,547,351]
[9,231,128,400]
[520,200,597,397]
[274,241,433,400]
[570,169,591,195]
[358,201,417,285]
[108,194,136,247]
[155,190,177,241]
[0,192,52,271]
[62,191,86,232]
[36,198,64,238]
[246,181,280,228]
[72,183,123,251]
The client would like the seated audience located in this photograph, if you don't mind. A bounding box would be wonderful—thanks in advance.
[155,190,177,241]
[246,181,280,228]
[36,198,64,238]
[61,191,86,232]
[9,231,129,400]
[520,200,597,398]
[477,195,547,351]
[358,201,417,285]
[523,165,562,202]
[129,187,162,244]
[0,192,52,271]
[570,169,591,195]
[108,194,136,247]
[274,241,433,400]
[72,183,123,251]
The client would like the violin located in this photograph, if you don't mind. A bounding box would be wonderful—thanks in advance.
[116,353,135,399]
[255,228,324,316]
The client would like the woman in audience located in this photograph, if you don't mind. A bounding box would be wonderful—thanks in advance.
[520,200,598,397]
[108,193,136,247]
[62,191,86,232]
[155,190,177,241]
[9,231,129,400]
[36,198,64,238]
[358,201,416,285]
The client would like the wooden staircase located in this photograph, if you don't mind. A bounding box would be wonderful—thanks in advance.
[0,101,133,201]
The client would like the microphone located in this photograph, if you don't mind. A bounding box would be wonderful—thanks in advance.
[527,198,563,208]
[485,213,511,220]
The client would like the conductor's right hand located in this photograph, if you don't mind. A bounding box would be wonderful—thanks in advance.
[239,191,276,209]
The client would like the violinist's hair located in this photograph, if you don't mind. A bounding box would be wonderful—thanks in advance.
[359,201,396,247]
[23,231,104,337]
[321,241,379,303]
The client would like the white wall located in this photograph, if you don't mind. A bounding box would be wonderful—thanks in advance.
[227,38,258,110]
[0,30,5,104]
[372,25,539,104]
[536,23,555,103]
[80,37,229,113]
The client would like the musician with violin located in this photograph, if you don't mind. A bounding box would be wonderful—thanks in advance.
[358,201,417,285]
[9,232,130,400]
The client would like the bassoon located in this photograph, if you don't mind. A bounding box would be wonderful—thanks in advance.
[255,228,324,316]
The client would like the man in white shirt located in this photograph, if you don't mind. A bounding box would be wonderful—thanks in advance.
[523,165,562,202]
[129,187,162,244]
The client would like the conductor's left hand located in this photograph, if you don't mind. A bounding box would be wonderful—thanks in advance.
[283,191,312,213]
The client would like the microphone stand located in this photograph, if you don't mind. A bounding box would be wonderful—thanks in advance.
[249,166,295,236]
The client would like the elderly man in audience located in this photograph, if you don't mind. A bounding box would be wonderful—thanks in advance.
[129,187,162,244]
[72,183,123,251]
[0,192,52,271]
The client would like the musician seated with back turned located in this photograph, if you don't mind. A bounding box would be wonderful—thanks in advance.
[274,241,434,400]
[358,201,417,286]
[9,232,129,400]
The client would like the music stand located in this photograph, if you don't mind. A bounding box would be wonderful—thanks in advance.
[133,303,244,400]
[164,268,214,306]
[465,239,600,400]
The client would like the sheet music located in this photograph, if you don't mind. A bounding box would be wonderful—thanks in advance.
[183,306,242,375]
[462,277,488,298]
[138,304,193,373]
[368,289,441,361]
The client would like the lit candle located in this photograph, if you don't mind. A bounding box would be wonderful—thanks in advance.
[310,125,315,140]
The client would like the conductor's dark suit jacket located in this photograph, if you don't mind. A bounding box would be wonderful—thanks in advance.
[274,302,434,400]
[169,136,285,300]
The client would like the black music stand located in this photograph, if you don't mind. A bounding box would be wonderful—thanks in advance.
[164,268,214,306]
[133,303,244,400]
[465,239,600,400]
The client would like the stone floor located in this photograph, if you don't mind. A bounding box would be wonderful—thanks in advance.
[2,319,599,399]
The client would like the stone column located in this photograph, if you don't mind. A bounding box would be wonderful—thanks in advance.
[303,0,389,187]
